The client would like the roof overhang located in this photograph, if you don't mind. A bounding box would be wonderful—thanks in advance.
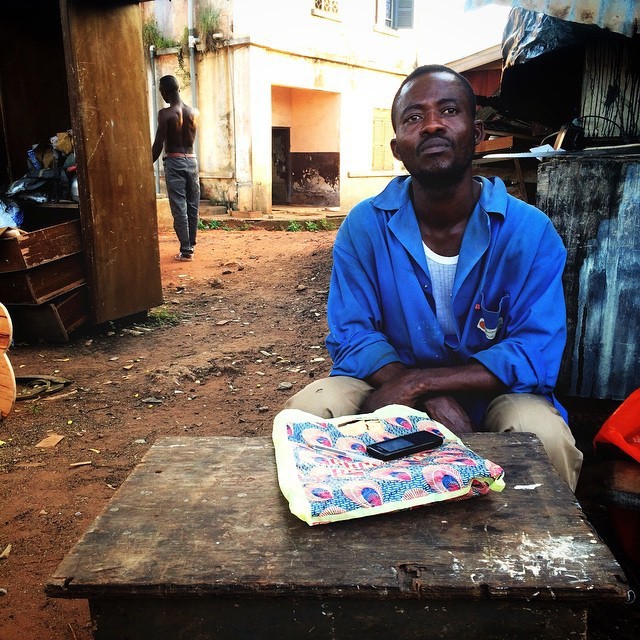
[447,44,503,73]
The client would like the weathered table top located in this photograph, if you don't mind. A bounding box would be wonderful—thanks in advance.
[46,433,628,603]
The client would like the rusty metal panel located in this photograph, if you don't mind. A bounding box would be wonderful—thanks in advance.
[537,156,640,400]
[581,38,640,140]
[466,1,640,37]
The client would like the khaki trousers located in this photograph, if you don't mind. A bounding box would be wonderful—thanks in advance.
[285,376,583,491]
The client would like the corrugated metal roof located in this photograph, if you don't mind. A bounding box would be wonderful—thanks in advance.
[465,0,639,37]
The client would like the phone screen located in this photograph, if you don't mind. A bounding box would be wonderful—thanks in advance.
[377,436,415,452]
[366,431,444,460]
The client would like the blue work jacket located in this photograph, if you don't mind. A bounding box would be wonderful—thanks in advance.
[326,175,568,423]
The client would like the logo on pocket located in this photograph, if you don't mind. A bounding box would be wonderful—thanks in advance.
[477,317,503,340]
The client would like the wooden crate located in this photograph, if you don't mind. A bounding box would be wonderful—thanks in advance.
[0,218,82,273]
[7,284,89,342]
[0,253,85,305]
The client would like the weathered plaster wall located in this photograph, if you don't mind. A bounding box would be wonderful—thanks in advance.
[145,0,413,213]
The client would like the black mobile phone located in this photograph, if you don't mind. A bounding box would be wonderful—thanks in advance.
[366,431,444,461]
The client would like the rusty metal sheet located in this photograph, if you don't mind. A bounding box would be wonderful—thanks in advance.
[538,157,640,400]
[466,0,639,37]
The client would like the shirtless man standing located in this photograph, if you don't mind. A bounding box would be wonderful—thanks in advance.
[152,75,200,262]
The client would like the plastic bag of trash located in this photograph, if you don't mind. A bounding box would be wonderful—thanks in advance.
[0,198,24,229]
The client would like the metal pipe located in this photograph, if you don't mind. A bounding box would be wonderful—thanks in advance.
[188,0,199,157]
[227,13,238,208]
[149,44,161,195]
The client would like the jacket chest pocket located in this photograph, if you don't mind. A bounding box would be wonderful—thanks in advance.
[471,293,510,343]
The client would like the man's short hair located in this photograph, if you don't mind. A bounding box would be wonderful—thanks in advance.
[159,75,180,93]
[391,65,477,131]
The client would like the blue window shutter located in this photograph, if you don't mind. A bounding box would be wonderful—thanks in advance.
[395,0,414,29]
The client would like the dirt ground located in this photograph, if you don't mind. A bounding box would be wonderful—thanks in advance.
[0,227,638,639]
[0,228,336,639]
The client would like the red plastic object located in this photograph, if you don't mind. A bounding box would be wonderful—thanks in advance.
[594,389,640,464]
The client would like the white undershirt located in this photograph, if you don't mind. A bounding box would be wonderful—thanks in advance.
[423,243,458,336]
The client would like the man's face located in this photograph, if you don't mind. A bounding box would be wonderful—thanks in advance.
[390,72,483,189]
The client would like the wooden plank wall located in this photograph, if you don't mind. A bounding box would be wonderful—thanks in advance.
[60,0,162,323]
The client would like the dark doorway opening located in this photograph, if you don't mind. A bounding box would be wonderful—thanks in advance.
[272,127,291,205]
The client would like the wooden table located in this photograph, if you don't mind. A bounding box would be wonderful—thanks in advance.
[46,434,629,639]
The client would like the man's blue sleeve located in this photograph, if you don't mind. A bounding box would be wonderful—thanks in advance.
[325,223,401,380]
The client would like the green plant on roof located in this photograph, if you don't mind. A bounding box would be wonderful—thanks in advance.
[142,18,180,52]
[198,5,223,51]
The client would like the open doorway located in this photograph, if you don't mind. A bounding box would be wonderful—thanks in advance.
[271,86,340,208]
[272,127,291,205]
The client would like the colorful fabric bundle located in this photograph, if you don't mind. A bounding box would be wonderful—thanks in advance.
[273,404,505,525]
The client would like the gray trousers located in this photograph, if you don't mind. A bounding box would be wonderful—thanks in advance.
[164,156,200,255]
[285,376,583,491]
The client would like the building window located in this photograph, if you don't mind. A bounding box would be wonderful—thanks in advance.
[315,0,339,14]
[386,0,414,30]
[372,109,394,171]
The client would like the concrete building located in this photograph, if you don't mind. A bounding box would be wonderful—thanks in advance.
[143,0,419,215]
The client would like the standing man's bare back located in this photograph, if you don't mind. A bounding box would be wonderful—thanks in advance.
[152,75,201,261]
[165,103,198,154]
[152,82,199,161]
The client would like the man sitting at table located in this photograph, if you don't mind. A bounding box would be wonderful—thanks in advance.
[284,65,583,491]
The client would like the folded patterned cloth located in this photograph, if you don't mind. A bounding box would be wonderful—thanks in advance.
[273,404,505,525]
